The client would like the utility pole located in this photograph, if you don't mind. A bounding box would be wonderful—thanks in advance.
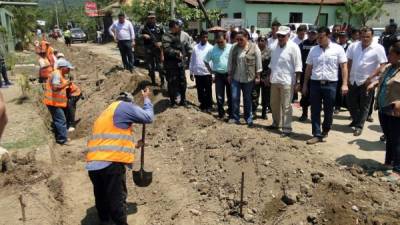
[54,0,59,27]
[315,0,324,26]
[171,0,176,19]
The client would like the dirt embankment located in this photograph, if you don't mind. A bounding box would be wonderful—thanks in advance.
[0,42,399,225]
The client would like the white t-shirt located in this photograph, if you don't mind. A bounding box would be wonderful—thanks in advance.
[291,34,308,45]
[306,42,348,81]
[189,42,213,75]
[267,37,278,49]
[346,42,387,86]
[269,40,302,85]
[250,32,259,42]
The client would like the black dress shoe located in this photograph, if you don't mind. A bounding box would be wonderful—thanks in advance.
[353,128,362,136]
[380,134,386,142]
[321,131,329,138]
[266,125,278,130]
[299,114,307,122]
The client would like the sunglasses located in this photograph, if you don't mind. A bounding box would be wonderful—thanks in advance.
[259,39,266,42]
[277,34,286,38]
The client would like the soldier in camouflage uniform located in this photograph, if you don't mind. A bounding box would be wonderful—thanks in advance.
[162,19,193,107]
[252,35,271,119]
[140,11,166,87]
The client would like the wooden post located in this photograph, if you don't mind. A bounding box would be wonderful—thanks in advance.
[18,194,26,222]
[315,0,324,26]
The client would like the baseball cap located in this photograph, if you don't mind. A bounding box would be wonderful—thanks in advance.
[117,92,134,102]
[57,58,74,69]
[147,11,156,18]
[56,53,65,58]
[276,26,291,36]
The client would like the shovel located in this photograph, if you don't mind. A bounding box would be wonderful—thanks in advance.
[132,124,153,187]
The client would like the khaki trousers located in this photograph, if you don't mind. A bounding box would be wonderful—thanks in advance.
[270,83,293,133]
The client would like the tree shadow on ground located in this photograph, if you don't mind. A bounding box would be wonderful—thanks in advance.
[368,124,382,133]
[81,202,138,225]
[336,154,388,174]
[348,138,385,151]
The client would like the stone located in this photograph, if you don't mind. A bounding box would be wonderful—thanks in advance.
[263,160,272,167]
[243,213,255,223]
[311,172,324,183]
[300,183,311,195]
[307,213,318,224]
[189,209,202,216]
[281,190,298,205]
[0,147,13,172]
[78,74,89,80]
[351,205,359,212]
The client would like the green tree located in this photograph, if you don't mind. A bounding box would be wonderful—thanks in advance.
[123,0,221,25]
[337,0,388,26]
[9,6,38,49]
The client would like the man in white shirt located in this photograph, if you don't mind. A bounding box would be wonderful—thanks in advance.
[346,27,387,136]
[249,25,258,42]
[268,21,280,49]
[189,31,214,112]
[302,27,349,144]
[267,26,302,137]
[109,12,135,72]
[291,25,308,45]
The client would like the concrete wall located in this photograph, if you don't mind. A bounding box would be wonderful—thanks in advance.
[205,0,359,32]
[0,8,15,53]
[367,2,400,28]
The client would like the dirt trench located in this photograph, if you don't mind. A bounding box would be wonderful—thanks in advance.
[1,42,399,225]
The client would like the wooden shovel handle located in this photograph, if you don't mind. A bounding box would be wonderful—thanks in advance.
[140,124,146,168]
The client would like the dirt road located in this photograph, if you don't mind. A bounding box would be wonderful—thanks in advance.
[0,42,398,225]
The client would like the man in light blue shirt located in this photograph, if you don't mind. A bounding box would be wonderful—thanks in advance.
[204,32,232,119]
[109,12,135,72]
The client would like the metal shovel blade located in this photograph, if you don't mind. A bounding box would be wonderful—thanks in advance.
[132,124,153,187]
[132,169,153,187]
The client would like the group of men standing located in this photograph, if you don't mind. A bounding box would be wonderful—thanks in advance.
[109,12,193,107]
[108,11,394,146]
[186,22,391,146]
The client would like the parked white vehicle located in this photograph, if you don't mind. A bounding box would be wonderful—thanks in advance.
[373,27,384,43]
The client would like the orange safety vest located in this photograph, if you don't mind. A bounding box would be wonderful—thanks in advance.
[69,82,81,97]
[39,58,53,80]
[43,70,68,108]
[86,101,135,164]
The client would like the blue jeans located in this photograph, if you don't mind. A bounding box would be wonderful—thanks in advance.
[47,106,68,144]
[231,79,253,124]
[310,80,337,137]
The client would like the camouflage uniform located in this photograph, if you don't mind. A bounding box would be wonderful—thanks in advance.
[252,47,271,118]
[140,23,165,86]
[162,30,193,105]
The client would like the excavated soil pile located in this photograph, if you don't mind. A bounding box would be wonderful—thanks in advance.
[0,42,398,225]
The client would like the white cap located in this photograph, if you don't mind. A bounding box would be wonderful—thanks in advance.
[276,26,291,36]
[56,53,65,58]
